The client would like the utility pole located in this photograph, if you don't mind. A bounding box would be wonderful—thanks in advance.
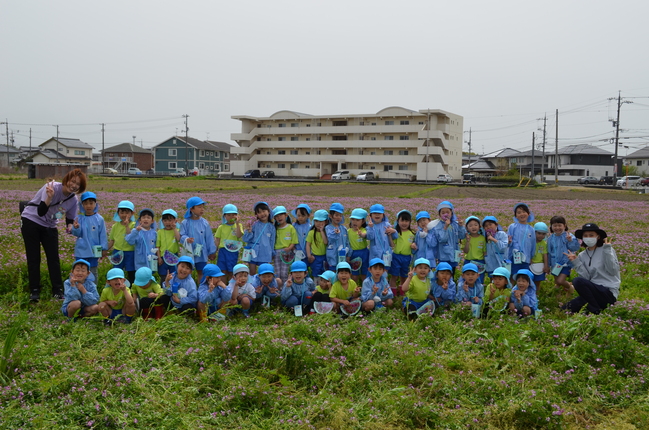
[610,91,633,182]
[467,127,472,174]
[101,123,105,174]
[531,132,535,181]
[555,109,558,185]
[183,114,189,173]
[4,121,8,169]
[54,125,59,165]
[29,128,32,154]
[541,114,546,182]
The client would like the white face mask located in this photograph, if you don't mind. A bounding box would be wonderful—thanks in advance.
[582,237,598,247]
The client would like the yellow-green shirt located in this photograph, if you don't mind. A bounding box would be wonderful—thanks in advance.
[306,229,326,256]
[532,240,547,264]
[348,228,368,251]
[329,279,358,300]
[109,222,136,251]
[484,283,510,308]
[156,228,180,254]
[393,230,415,255]
[99,287,131,310]
[464,235,486,261]
[315,284,331,295]
[406,276,430,302]
[215,223,242,249]
[131,281,163,299]
[275,224,299,250]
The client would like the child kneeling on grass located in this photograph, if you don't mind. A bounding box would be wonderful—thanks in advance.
[132,267,169,320]
[509,269,538,317]
[306,270,335,313]
[361,258,393,312]
[401,258,432,320]
[329,262,361,315]
[197,264,229,322]
[281,261,315,314]
[61,259,100,319]
[251,263,283,308]
[483,267,511,316]
[163,256,198,315]
[227,264,256,317]
[431,262,456,309]
[99,268,136,324]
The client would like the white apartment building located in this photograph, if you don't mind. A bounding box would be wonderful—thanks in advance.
[230,106,463,180]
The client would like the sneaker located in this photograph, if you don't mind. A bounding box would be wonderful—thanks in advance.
[51,289,64,300]
[29,289,41,302]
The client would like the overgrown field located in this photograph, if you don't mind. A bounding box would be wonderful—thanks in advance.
[1,177,648,429]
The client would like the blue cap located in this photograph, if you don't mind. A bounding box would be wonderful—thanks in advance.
[161,209,178,218]
[329,202,344,214]
[462,263,479,273]
[336,262,352,272]
[465,216,481,226]
[513,202,534,223]
[272,205,287,217]
[139,208,155,218]
[291,203,312,218]
[482,215,498,226]
[318,270,336,283]
[257,263,275,275]
[233,264,249,275]
[185,197,207,219]
[350,208,368,220]
[534,222,549,233]
[203,264,225,278]
[514,269,534,280]
[313,209,329,222]
[133,267,156,287]
[492,267,512,288]
[435,262,453,272]
[177,256,194,269]
[437,201,454,213]
[369,204,385,214]
[72,259,91,270]
[80,191,96,202]
[414,258,431,268]
[416,211,431,222]
[369,257,385,268]
[106,267,125,280]
[113,200,135,222]
[290,261,308,273]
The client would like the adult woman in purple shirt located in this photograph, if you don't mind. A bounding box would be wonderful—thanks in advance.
[21,169,87,301]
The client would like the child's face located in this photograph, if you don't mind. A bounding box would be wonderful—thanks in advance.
[82,199,96,215]
[462,270,479,285]
[483,221,497,234]
[516,276,529,291]
[71,264,89,282]
[466,220,480,234]
[234,271,249,285]
[370,213,384,223]
[551,223,566,235]
[139,214,153,228]
[191,204,205,218]
[274,213,287,225]
[291,271,306,283]
[515,207,529,223]
[177,262,193,279]
[259,273,274,285]
[162,217,176,230]
[256,208,270,222]
[296,210,309,225]
[535,231,546,242]
[318,278,331,290]
[314,220,325,229]
[492,275,508,289]
[118,208,133,222]
[417,218,430,229]
[224,213,238,224]
[108,277,126,290]
[350,218,363,228]
[439,208,452,220]
[398,218,411,230]
[415,264,430,279]
[369,264,385,280]
[330,212,343,225]
[436,270,451,284]
[337,269,351,283]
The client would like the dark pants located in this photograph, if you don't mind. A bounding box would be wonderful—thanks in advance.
[307,291,330,312]
[21,217,63,294]
[564,277,616,314]
[139,294,171,310]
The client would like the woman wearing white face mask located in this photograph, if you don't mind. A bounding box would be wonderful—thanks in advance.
[562,223,620,314]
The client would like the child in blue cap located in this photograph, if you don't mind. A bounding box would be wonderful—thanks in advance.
[61,259,100,319]
[227,264,256,317]
[125,208,158,271]
[507,203,536,276]
[325,202,350,270]
[361,258,393,312]
[306,210,329,279]
[366,203,397,265]
[71,191,108,281]
[292,204,312,265]
[131,267,169,320]
[180,196,217,280]
[482,216,509,278]
[214,204,244,280]
[401,258,432,320]
[348,208,369,283]
[197,263,229,322]
[272,205,299,285]
[251,263,282,308]
[329,261,360,314]
[99,267,136,324]
[456,263,484,306]
[281,260,315,312]
[431,262,457,308]
[483,267,511,316]
[432,201,466,275]
[412,211,436,263]
[243,201,276,276]
[163,256,199,315]
[306,270,335,313]
[107,200,136,283]
[156,209,181,278]
[509,269,538,317]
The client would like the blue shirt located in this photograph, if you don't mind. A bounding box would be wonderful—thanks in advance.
[325,224,350,268]
[456,278,484,305]
[198,280,232,308]
[250,274,281,298]
[547,232,580,267]
[280,277,315,301]
[485,230,509,273]
[242,221,276,263]
[360,275,393,302]
[431,278,457,305]
[71,213,108,259]
[507,222,535,262]
[511,285,538,311]
[366,220,398,260]
[413,228,437,262]
[61,278,99,313]
[293,221,311,254]
[433,221,466,262]
[180,218,217,264]
[125,228,158,270]
[164,275,198,308]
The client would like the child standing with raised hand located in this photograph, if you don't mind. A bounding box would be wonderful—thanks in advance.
[61,259,100,319]
[508,203,536,276]
[547,215,580,293]
[361,258,393,312]
[432,201,466,275]
[156,209,181,278]
[272,206,299,285]
[390,210,416,295]
[482,216,509,278]
[365,204,397,266]
[126,208,158,272]
[98,268,136,324]
[71,191,108,281]
[107,200,136,284]
[412,211,436,264]
[530,222,550,285]
[180,197,217,280]
[306,210,328,279]
[292,204,312,265]
[325,203,350,271]
[214,204,244,280]
[243,201,276,276]
[462,216,486,283]
[401,258,432,320]
[348,208,369,283]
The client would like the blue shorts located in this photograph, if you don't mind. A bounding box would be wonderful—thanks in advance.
[158,261,176,277]
[533,273,546,282]
[389,253,412,277]
[109,309,123,319]
[217,248,238,273]
[511,263,530,276]
[62,302,87,317]
[309,254,327,279]
[402,297,428,310]
[558,266,571,276]
[194,261,207,272]
[114,250,135,272]
[349,248,369,276]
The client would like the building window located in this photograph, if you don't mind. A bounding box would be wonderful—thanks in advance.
[333,121,347,126]
[341,163,347,169]
[278,137,286,141]
[291,123,298,127]
[384,165,393,171]
[370,151,376,155]
[305,165,310,169]
[638,160,643,166]
[278,150,286,155]
[384,136,394,141]
[277,163,285,168]
[291,137,298,141]
[306,124,311,127]
[400,120,409,125]
[385,121,394,125]
[332,149,347,155]
[399,150,409,155]
[317,137,321,141]
[400,136,410,140]
[332,136,347,141]
[370,166,375,170]
[359,150,364,155]
[224,164,229,171]
[306,138,310,141]
[359,121,365,126]
[265,164,271,168]
[199,163,205,169]
[200,150,205,157]
[74,150,85,155]
[224,153,229,159]
[371,122,376,126]
[418,121,424,125]
[266,151,271,155]
[316,123,321,127]
[266,138,271,141]
[215,164,221,171]
[279,124,286,128]
[398,165,409,171]
[290,163,298,169]
[168,162,177,169]
[168,149,177,156]
[305,151,310,155]
[371,137,377,140]
[384,150,393,155]
[290,150,298,155]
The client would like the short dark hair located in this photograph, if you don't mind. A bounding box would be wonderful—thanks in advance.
[255,203,270,214]
[72,261,89,271]
[178,261,193,271]
[550,215,568,231]
[337,268,351,274]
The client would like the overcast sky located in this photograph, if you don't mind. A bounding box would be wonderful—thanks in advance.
[2,0,648,156]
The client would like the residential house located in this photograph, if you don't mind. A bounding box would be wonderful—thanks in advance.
[544,144,619,180]
[101,143,154,173]
[0,144,21,168]
[33,137,93,166]
[152,136,233,175]
[479,148,522,174]
[625,146,649,176]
